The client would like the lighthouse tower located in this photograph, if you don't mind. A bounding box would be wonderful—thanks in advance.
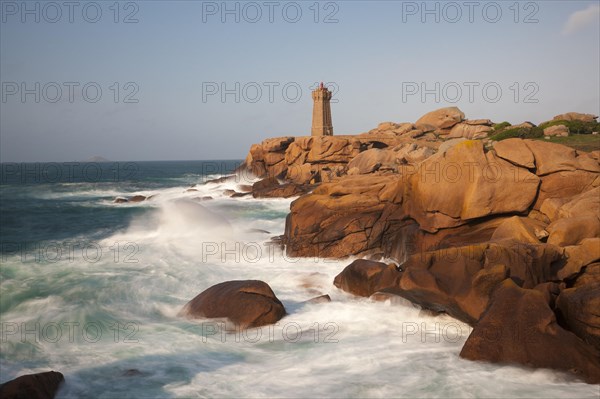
[311,82,333,136]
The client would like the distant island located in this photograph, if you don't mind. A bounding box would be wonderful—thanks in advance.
[82,156,111,163]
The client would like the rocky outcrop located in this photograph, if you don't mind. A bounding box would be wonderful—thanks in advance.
[0,371,64,399]
[245,134,414,184]
[460,280,600,384]
[240,108,600,383]
[179,280,286,330]
[284,137,599,257]
[286,140,541,257]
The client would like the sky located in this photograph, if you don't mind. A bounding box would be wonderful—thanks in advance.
[1,0,599,162]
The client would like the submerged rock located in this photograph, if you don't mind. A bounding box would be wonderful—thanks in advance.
[304,294,332,304]
[205,175,237,184]
[333,259,401,297]
[113,194,149,203]
[128,195,147,202]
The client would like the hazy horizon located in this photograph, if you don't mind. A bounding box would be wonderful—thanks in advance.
[1,0,599,162]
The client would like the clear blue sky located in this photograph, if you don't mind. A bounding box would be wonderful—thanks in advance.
[1,0,599,161]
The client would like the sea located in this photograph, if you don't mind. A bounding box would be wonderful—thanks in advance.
[0,160,597,398]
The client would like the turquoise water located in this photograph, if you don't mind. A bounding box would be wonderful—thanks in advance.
[1,161,598,398]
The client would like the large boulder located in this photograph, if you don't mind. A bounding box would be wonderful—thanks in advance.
[347,148,397,174]
[333,259,401,297]
[493,138,535,168]
[370,122,414,135]
[552,186,600,220]
[556,262,600,351]
[179,280,286,329]
[557,238,600,281]
[523,140,600,176]
[404,140,540,232]
[394,241,562,325]
[464,119,492,126]
[553,112,598,123]
[543,125,569,137]
[393,143,437,164]
[546,215,600,247]
[251,177,310,198]
[0,371,64,399]
[382,217,510,261]
[284,175,402,257]
[415,107,465,131]
[460,280,600,384]
[490,216,547,244]
[306,136,357,164]
[396,244,504,324]
[534,170,600,210]
[245,137,295,177]
[447,123,491,139]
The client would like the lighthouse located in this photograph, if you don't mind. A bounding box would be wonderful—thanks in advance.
[311,82,333,136]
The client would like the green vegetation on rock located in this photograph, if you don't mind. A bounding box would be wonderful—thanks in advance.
[492,121,511,131]
[533,134,600,152]
[490,126,543,141]
[538,119,600,135]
